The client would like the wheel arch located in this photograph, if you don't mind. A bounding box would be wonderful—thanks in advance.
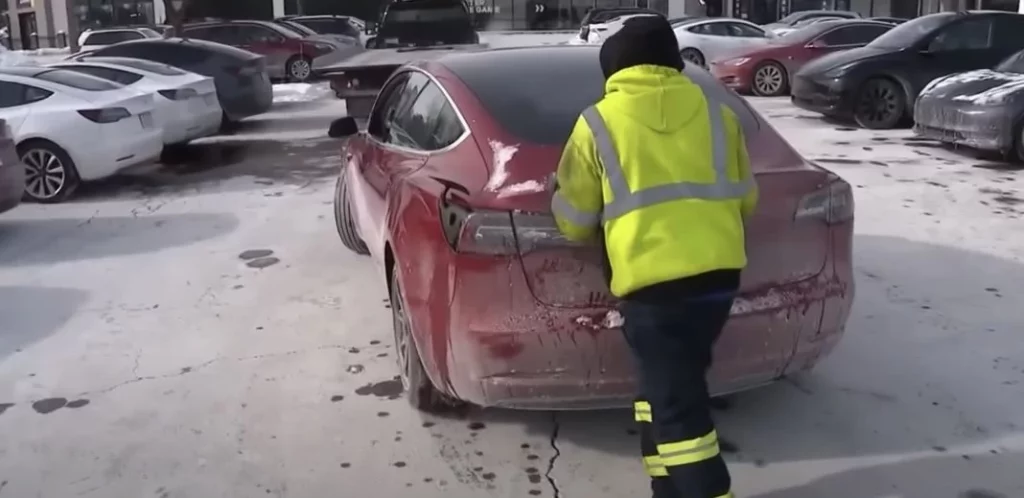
[862,73,914,118]
[15,136,81,174]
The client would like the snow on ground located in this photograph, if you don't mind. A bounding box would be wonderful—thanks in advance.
[1,79,1023,496]
[273,82,335,103]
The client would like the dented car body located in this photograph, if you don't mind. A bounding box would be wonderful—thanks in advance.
[334,45,855,410]
[915,50,1024,156]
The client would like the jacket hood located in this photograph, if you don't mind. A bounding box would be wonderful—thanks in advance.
[599,15,684,79]
[799,46,885,75]
[602,64,702,133]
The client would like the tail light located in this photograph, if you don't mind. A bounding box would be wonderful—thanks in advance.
[440,201,575,255]
[157,88,198,100]
[77,107,131,123]
[795,178,854,224]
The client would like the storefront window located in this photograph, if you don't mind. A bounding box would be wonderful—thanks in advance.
[467,0,668,31]
[76,0,155,29]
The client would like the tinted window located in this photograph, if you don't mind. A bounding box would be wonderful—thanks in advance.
[184,25,236,44]
[929,17,994,51]
[868,12,956,48]
[724,22,766,38]
[237,25,286,43]
[83,30,144,46]
[819,24,889,46]
[394,82,464,150]
[278,20,316,36]
[445,48,758,145]
[91,57,186,75]
[368,73,411,139]
[0,81,52,108]
[385,5,468,22]
[57,65,143,85]
[393,72,430,117]
[33,69,121,91]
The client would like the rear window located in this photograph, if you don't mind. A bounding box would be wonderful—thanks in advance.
[33,69,121,91]
[57,65,144,85]
[384,4,470,23]
[83,30,144,46]
[446,48,758,145]
[92,57,186,75]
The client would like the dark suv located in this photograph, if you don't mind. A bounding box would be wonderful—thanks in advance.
[368,0,479,48]
[182,20,343,81]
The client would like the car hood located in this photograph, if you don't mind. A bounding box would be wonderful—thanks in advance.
[920,69,1024,106]
[798,46,888,75]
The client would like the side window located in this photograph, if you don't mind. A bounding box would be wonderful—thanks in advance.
[392,72,430,117]
[61,65,143,85]
[0,81,27,108]
[687,23,712,35]
[335,20,362,37]
[929,18,994,51]
[367,74,411,139]
[238,25,284,44]
[818,26,863,46]
[725,22,766,38]
[704,22,733,36]
[394,82,464,150]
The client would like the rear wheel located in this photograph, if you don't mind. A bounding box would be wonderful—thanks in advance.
[390,266,458,413]
[854,78,906,130]
[680,48,706,68]
[286,55,313,82]
[751,61,788,97]
[333,173,369,255]
[18,140,80,204]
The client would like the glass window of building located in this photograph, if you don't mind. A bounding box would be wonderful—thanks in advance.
[75,0,156,30]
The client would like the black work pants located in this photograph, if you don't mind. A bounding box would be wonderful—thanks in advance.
[621,292,735,498]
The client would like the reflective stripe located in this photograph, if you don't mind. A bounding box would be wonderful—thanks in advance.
[580,98,752,222]
[634,400,652,423]
[643,455,669,477]
[551,190,601,228]
[657,430,721,468]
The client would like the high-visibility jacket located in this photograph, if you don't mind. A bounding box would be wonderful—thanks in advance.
[551,64,758,298]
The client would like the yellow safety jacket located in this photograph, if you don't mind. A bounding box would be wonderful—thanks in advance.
[551,65,758,298]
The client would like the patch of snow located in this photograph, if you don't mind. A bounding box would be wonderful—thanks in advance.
[922,70,1012,95]
[484,140,519,191]
[497,180,546,198]
[273,82,332,103]
[602,310,625,328]
[951,77,1024,105]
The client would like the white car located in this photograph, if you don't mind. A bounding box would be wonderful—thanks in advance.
[77,27,163,52]
[0,66,163,203]
[48,58,222,145]
[568,13,659,45]
[672,17,776,67]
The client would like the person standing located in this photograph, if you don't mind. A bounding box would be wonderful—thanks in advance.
[549,15,757,498]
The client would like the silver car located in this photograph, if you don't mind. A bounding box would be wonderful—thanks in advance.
[673,17,776,68]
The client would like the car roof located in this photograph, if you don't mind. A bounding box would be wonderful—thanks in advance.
[186,19,278,28]
[103,37,262,59]
[675,17,753,27]
[0,66,46,77]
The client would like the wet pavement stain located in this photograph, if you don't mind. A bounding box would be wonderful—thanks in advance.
[422,421,436,428]
[393,461,407,468]
[0,403,13,416]
[377,411,390,417]
[527,454,540,461]
[481,472,496,481]
[424,478,434,483]
[238,249,274,260]
[528,474,543,484]
[340,462,351,468]
[330,395,344,402]
[529,490,542,496]
[348,347,361,354]
[32,397,67,414]
[993,195,1023,205]
[180,366,192,374]
[66,399,90,409]
[960,489,1007,498]
[377,352,389,358]
[370,340,381,345]
[355,377,404,399]
[468,421,486,430]
[346,364,365,374]
[246,257,281,269]
[813,158,864,164]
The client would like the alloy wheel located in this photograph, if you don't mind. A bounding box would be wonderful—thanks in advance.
[391,284,412,390]
[856,80,900,128]
[22,148,66,201]
[290,59,311,81]
[754,65,784,96]
[680,49,705,67]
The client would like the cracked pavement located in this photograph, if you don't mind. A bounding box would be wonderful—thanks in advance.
[1,85,1023,497]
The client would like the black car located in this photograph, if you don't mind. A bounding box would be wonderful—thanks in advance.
[914,49,1024,161]
[791,11,1024,130]
[71,38,273,124]
[367,0,479,49]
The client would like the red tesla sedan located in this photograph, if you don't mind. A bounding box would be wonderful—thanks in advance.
[328,45,854,412]
[709,19,892,97]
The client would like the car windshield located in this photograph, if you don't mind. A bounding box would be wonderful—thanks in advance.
[33,68,121,91]
[384,5,469,23]
[867,12,954,48]
[996,50,1024,73]
[279,20,317,36]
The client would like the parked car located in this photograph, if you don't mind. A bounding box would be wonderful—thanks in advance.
[325,45,854,411]
[272,18,361,47]
[763,10,861,35]
[572,7,663,43]
[48,58,221,146]
[710,20,892,97]
[76,27,163,53]
[70,38,273,125]
[278,15,367,45]
[869,17,909,25]
[180,20,345,82]
[672,17,775,68]
[367,0,480,48]
[791,11,1024,129]
[0,67,163,203]
[914,49,1024,161]
[0,119,24,214]
[569,13,663,45]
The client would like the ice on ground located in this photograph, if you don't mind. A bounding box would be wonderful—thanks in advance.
[273,82,333,103]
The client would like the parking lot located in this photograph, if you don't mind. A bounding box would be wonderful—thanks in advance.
[1,82,1023,497]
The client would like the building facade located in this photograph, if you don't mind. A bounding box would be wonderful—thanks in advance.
[3,0,68,49]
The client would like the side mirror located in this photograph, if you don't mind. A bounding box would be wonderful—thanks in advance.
[328,116,359,138]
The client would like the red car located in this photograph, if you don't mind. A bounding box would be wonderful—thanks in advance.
[328,45,855,411]
[710,20,892,97]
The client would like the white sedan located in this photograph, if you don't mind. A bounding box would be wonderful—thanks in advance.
[672,17,775,68]
[48,57,221,145]
[0,66,162,203]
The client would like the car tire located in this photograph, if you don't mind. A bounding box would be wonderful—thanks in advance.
[333,173,369,255]
[854,77,906,130]
[286,55,313,82]
[680,48,706,68]
[751,61,788,97]
[390,266,459,413]
[18,139,80,204]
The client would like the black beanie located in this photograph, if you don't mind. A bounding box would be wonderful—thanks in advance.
[599,15,685,80]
